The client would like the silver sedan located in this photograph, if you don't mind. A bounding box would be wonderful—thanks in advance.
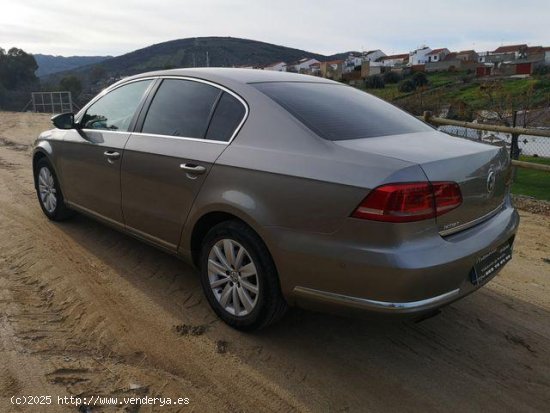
[32,68,519,330]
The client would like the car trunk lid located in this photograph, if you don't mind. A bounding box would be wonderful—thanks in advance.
[334,131,511,234]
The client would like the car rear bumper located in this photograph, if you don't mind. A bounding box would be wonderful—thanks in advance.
[266,198,519,316]
[292,285,461,314]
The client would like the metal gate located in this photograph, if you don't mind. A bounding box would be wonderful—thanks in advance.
[31,91,73,113]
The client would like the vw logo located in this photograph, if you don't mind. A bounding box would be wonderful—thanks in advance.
[487,170,496,194]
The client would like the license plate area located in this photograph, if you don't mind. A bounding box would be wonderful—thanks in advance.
[470,237,514,285]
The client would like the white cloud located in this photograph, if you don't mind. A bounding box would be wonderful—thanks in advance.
[1,0,549,56]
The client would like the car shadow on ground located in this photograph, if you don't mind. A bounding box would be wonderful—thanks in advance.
[55,213,550,412]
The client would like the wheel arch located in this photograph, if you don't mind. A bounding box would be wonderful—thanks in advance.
[32,146,69,202]
[186,208,274,271]
[32,149,51,188]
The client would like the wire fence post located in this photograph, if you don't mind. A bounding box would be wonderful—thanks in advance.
[510,110,520,181]
[510,110,520,160]
[418,114,550,173]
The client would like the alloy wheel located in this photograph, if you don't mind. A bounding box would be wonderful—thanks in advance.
[38,166,57,213]
[207,239,260,316]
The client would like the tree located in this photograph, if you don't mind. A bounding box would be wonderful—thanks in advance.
[364,74,385,89]
[0,47,40,110]
[411,71,428,88]
[0,47,38,90]
[478,80,550,128]
[0,82,6,105]
[89,65,106,83]
[59,75,82,98]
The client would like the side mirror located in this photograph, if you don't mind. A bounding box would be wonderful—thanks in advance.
[51,112,76,130]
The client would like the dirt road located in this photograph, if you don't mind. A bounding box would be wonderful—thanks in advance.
[0,112,549,412]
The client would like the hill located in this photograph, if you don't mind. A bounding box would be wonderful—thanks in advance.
[363,70,550,120]
[41,37,352,88]
[33,54,111,77]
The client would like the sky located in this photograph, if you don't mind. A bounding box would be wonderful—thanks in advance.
[1,0,549,57]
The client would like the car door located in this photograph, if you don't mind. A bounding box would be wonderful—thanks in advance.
[58,79,155,225]
[121,77,247,250]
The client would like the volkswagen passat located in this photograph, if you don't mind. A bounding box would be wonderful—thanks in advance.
[32,68,519,330]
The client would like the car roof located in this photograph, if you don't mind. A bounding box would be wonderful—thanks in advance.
[122,67,337,86]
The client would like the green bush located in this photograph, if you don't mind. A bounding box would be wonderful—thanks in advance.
[398,79,416,93]
[534,78,550,90]
[383,71,402,84]
[59,75,82,99]
[533,65,550,76]
[412,71,428,87]
[461,74,475,84]
[364,74,385,89]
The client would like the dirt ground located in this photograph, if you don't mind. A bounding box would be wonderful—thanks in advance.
[0,111,549,413]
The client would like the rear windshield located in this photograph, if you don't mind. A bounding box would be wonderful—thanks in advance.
[253,82,432,140]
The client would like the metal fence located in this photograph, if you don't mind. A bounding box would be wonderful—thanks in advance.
[421,112,550,173]
[438,125,550,158]
[31,91,73,113]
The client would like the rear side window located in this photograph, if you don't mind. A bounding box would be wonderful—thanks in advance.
[253,82,432,140]
[205,92,246,142]
[142,79,221,138]
[81,80,153,131]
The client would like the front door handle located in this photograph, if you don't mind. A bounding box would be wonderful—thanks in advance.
[180,163,206,174]
[103,150,120,159]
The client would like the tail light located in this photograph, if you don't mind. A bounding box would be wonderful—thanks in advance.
[351,182,462,223]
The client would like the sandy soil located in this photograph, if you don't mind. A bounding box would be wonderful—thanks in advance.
[0,111,549,412]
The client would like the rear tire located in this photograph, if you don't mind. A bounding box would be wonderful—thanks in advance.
[34,158,74,221]
[199,220,287,330]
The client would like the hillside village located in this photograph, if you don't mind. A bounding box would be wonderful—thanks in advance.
[234,43,550,126]
[243,44,550,82]
[3,37,550,123]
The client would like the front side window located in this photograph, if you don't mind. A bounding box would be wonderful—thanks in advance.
[142,79,221,138]
[81,80,153,131]
[253,82,432,140]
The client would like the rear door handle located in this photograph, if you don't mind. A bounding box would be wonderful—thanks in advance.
[103,150,120,160]
[180,163,206,174]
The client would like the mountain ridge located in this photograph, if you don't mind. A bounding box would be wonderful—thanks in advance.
[34,54,111,77]
[41,37,353,87]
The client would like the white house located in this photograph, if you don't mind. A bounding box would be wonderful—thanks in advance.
[409,46,432,65]
[379,53,409,67]
[478,51,489,63]
[263,61,287,71]
[426,48,450,62]
[343,50,387,73]
[491,44,527,60]
[310,62,321,75]
[287,57,320,73]
[363,49,386,62]
[343,53,363,73]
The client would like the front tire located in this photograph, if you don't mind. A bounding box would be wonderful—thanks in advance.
[199,220,287,330]
[34,158,74,221]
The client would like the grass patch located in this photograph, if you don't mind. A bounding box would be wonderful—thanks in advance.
[447,83,485,107]
[512,156,550,201]
[362,72,550,114]
[425,70,467,87]
[365,83,400,100]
